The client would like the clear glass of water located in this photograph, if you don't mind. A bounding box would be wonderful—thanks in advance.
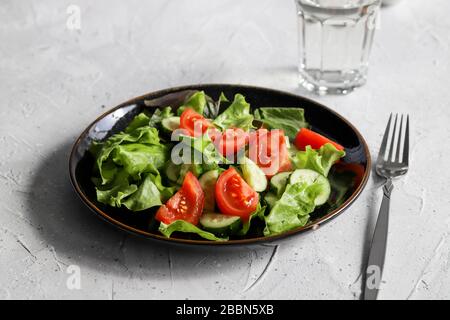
[295,0,381,94]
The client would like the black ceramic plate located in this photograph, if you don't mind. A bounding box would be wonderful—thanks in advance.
[69,84,371,246]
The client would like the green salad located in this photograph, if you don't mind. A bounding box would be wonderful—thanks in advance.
[90,91,347,241]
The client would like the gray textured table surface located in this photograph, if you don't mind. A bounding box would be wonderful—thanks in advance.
[1,0,449,300]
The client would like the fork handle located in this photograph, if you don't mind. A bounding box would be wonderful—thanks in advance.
[364,178,393,300]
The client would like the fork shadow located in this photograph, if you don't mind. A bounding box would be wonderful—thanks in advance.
[25,140,267,280]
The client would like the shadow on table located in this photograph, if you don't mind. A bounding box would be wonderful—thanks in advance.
[25,140,275,280]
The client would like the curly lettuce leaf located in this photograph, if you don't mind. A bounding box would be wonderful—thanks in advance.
[112,143,168,179]
[291,143,345,177]
[92,126,163,185]
[148,107,174,127]
[125,112,151,133]
[264,182,316,236]
[95,169,138,208]
[122,173,175,211]
[159,220,228,241]
[254,107,308,140]
[91,112,173,212]
[212,94,253,130]
[177,91,207,115]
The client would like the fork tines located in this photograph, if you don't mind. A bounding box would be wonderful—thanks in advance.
[378,113,409,165]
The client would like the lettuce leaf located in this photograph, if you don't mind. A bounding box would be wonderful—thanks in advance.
[125,112,151,133]
[122,173,175,211]
[91,112,172,211]
[291,143,345,177]
[237,204,266,236]
[212,94,253,130]
[327,168,356,210]
[95,169,138,208]
[203,92,229,119]
[177,91,207,115]
[112,143,168,179]
[174,133,227,171]
[148,107,174,127]
[169,133,228,184]
[264,182,316,236]
[93,126,163,184]
[254,107,308,140]
[159,220,228,241]
[94,166,174,211]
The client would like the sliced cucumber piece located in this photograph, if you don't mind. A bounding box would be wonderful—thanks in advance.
[200,213,241,236]
[177,164,203,184]
[240,157,267,192]
[284,135,291,148]
[199,170,219,212]
[289,169,331,206]
[165,161,180,183]
[270,171,291,196]
[264,192,279,209]
[161,116,180,132]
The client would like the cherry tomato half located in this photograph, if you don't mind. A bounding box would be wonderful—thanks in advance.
[179,108,212,137]
[215,167,259,221]
[294,128,344,151]
[155,172,204,225]
[248,129,291,178]
[214,128,249,157]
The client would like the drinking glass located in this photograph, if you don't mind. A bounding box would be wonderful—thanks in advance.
[295,0,381,94]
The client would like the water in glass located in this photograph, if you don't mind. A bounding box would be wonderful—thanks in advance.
[295,0,381,94]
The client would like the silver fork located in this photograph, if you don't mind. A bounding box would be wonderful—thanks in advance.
[364,114,409,300]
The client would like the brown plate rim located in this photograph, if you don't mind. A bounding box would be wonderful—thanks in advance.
[69,83,371,246]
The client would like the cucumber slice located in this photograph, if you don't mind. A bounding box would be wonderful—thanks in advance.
[200,213,241,236]
[270,171,291,196]
[199,170,219,212]
[241,157,267,192]
[284,135,291,148]
[165,161,180,183]
[264,192,279,209]
[289,169,331,206]
[177,164,204,184]
[161,116,180,132]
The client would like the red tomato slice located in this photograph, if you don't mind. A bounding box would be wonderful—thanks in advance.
[248,129,291,178]
[215,168,259,220]
[294,128,344,151]
[214,128,249,157]
[179,108,212,137]
[155,172,204,225]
